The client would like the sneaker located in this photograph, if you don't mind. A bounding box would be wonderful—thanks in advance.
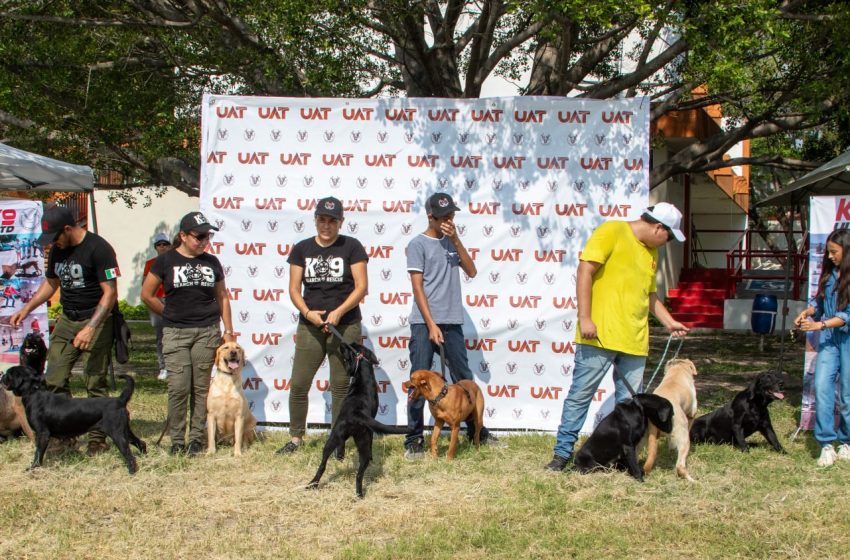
[544,454,570,472]
[837,443,850,461]
[482,433,507,448]
[157,369,168,380]
[818,444,837,467]
[169,443,185,456]
[86,441,110,457]
[186,441,204,457]
[276,440,301,455]
[404,441,425,461]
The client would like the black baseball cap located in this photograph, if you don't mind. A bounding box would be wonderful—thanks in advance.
[37,206,75,246]
[315,196,343,220]
[426,192,460,218]
[179,211,219,233]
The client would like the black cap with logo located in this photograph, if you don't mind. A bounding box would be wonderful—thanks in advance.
[314,196,343,220]
[179,211,219,233]
[37,206,76,246]
[426,192,461,218]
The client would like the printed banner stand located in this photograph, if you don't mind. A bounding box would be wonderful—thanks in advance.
[0,199,48,369]
[200,95,650,433]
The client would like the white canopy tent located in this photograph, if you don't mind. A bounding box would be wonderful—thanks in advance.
[0,142,97,231]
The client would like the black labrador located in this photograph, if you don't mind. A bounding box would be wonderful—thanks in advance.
[574,394,674,482]
[307,342,407,498]
[19,332,47,375]
[0,365,147,474]
[689,371,786,453]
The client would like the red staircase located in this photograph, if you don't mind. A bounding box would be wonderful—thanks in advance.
[667,268,726,329]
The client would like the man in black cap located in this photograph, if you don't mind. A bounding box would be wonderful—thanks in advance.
[403,192,504,460]
[11,205,120,456]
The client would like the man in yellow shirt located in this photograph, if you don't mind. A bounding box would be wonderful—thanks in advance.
[545,202,690,471]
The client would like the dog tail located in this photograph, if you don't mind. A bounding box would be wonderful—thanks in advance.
[364,417,409,435]
[116,375,136,406]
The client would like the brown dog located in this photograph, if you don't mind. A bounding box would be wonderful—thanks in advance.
[0,386,33,441]
[206,342,257,456]
[408,369,485,460]
[642,358,699,481]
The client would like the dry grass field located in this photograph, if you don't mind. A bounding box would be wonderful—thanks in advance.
[0,324,847,560]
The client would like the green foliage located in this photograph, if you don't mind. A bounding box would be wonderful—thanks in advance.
[48,300,148,320]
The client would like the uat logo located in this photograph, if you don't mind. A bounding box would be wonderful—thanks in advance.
[505,362,518,375]
[267,220,279,232]
[276,175,288,187]
[263,355,275,367]
[487,384,518,398]
[265,312,277,324]
[371,315,382,326]
[273,266,286,279]
[479,361,489,373]
[380,269,392,281]
[347,222,359,234]
[238,311,250,323]
[240,219,252,232]
[532,364,546,377]
[479,318,491,330]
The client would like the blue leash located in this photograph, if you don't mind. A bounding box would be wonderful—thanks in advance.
[645,334,685,392]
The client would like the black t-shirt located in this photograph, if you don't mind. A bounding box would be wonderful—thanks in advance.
[150,250,224,328]
[46,231,120,312]
[288,235,368,325]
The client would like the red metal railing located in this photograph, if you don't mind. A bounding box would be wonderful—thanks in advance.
[723,229,808,299]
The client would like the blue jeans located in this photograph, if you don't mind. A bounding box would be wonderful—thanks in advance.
[552,343,646,459]
[813,340,850,446]
[405,323,490,448]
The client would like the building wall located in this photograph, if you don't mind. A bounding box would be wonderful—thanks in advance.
[690,175,749,268]
[92,188,198,304]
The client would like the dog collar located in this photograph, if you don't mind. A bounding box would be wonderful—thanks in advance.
[429,383,448,405]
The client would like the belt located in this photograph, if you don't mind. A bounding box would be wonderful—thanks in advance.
[63,307,98,321]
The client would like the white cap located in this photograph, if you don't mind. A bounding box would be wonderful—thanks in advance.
[642,202,685,242]
[153,233,171,245]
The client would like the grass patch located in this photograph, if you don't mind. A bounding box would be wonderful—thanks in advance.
[0,324,841,559]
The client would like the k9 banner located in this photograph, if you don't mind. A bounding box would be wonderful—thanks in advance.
[200,95,649,432]
[799,196,850,431]
[0,200,47,366]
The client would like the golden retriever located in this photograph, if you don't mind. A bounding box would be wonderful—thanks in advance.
[206,342,257,456]
[408,369,484,461]
[642,358,699,481]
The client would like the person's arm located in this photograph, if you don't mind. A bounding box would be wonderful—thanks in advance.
[649,292,690,337]
[141,272,164,315]
[72,279,118,350]
[325,261,368,327]
[10,277,59,327]
[289,264,323,327]
[215,280,235,342]
[576,260,601,340]
[410,271,443,344]
[441,220,476,278]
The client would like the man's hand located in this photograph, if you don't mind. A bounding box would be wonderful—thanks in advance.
[667,320,690,337]
[580,317,598,340]
[9,310,27,329]
[428,323,444,344]
[72,325,95,350]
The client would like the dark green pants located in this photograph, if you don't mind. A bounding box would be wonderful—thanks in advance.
[162,324,219,446]
[288,322,361,437]
[45,313,114,443]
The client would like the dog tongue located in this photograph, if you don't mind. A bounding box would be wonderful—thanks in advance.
[227,361,240,370]
[772,391,785,400]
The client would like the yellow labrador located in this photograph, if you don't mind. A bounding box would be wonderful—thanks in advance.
[206,342,257,456]
[642,358,699,481]
[0,386,33,441]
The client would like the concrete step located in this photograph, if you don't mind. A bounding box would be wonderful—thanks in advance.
[668,287,726,299]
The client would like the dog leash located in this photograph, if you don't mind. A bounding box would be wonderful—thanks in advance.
[613,368,639,399]
[644,334,685,392]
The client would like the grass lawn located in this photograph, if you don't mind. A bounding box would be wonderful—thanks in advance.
[0,323,846,559]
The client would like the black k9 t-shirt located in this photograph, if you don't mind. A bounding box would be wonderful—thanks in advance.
[46,231,120,312]
[288,235,368,325]
[150,250,224,328]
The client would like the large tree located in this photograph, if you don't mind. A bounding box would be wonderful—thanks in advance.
[0,0,848,202]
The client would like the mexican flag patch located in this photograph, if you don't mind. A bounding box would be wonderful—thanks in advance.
[105,267,120,280]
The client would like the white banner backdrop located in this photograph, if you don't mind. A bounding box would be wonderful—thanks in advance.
[199,95,649,432]
[799,195,850,430]
[0,199,47,367]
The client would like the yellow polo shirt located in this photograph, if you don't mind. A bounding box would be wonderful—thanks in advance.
[575,220,657,356]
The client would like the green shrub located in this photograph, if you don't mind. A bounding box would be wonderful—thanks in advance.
[47,300,149,320]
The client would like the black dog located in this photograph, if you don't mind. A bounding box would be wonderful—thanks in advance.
[19,332,47,375]
[307,342,408,498]
[689,371,786,453]
[574,394,674,481]
[0,365,147,474]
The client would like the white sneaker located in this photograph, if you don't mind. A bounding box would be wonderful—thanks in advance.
[818,444,837,467]
[157,369,168,380]
[837,443,850,461]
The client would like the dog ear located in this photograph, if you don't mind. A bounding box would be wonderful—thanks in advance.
[239,345,246,368]
[639,394,673,429]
